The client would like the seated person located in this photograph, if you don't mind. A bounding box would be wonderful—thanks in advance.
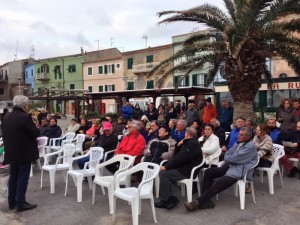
[143,125,176,164]
[210,118,226,148]
[191,120,203,138]
[77,122,118,169]
[198,124,220,167]
[267,117,281,144]
[39,118,49,135]
[112,117,126,136]
[41,118,62,140]
[154,127,202,210]
[146,120,160,144]
[106,120,146,174]
[279,122,300,178]
[64,118,80,134]
[184,127,257,211]
[76,118,91,135]
[82,119,100,149]
[172,119,187,143]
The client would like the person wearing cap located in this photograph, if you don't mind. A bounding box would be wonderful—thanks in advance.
[143,125,176,164]
[77,122,118,169]
[202,98,218,125]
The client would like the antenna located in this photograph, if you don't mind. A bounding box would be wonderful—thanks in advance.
[14,40,18,60]
[31,45,35,58]
[142,35,148,48]
[110,37,114,47]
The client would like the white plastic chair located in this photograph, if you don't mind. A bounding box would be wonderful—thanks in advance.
[72,134,86,156]
[177,157,205,202]
[36,136,49,169]
[65,147,104,202]
[40,143,76,193]
[92,154,135,214]
[256,144,285,194]
[103,149,116,162]
[47,132,76,153]
[199,148,222,183]
[112,162,160,225]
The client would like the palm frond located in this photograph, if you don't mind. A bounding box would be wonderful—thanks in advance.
[224,0,237,22]
[183,31,224,47]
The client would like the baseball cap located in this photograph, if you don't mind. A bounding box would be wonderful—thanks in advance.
[103,122,112,131]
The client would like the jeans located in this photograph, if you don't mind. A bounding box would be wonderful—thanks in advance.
[8,163,31,208]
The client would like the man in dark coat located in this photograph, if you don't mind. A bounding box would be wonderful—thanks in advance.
[3,95,40,212]
[155,127,203,210]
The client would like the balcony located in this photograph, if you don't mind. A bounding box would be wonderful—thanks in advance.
[35,73,50,81]
[132,62,161,75]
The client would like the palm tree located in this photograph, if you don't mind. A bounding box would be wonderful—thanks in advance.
[148,0,300,120]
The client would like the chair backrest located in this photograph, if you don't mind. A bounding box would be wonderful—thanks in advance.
[189,157,206,179]
[63,132,76,143]
[37,136,48,158]
[89,147,104,169]
[271,144,285,170]
[207,148,222,168]
[74,134,85,149]
[243,155,260,181]
[62,143,76,164]
[115,154,135,173]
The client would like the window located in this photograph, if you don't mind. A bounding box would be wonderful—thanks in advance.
[174,75,189,87]
[31,69,33,77]
[127,58,133,69]
[127,82,134,90]
[146,80,154,89]
[192,74,206,87]
[88,86,93,92]
[70,84,75,89]
[37,68,40,73]
[98,66,103,75]
[116,63,120,69]
[104,64,115,74]
[0,88,4,95]
[146,55,153,63]
[105,84,115,92]
[88,67,93,76]
[68,64,76,73]
[98,85,104,92]
[54,65,61,79]
[25,71,28,79]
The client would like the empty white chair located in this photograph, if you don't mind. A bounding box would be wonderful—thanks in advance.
[72,134,86,156]
[112,162,160,225]
[36,136,49,169]
[47,132,76,153]
[92,154,135,214]
[41,143,76,193]
[256,144,285,194]
[65,147,104,202]
[177,157,205,202]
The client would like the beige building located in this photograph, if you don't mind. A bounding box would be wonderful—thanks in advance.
[83,48,123,113]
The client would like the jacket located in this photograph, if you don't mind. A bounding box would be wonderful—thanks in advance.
[226,127,241,149]
[3,106,40,164]
[199,134,220,166]
[172,130,185,143]
[224,140,258,180]
[202,104,218,124]
[143,136,176,164]
[164,138,203,178]
[253,134,274,162]
[122,105,134,119]
[41,124,62,139]
[184,109,199,126]
[278,107,299,132]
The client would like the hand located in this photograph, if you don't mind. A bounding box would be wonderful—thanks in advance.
[221,146,227,152]
[160,166,166,171]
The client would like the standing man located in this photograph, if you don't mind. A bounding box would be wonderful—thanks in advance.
[184,103,199,126]
[37,107,47,125]
[202,98,218,125]
[122,100,134,120]
[3,95,40,212]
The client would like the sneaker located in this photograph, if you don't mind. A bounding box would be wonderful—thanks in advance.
[167,196,179,210]
[288,167,298,178]
[154,200,169,208]
[184,200,199,212]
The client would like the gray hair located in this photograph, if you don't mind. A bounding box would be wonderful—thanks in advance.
[240,127,252,138]
[13,95,29,108]
[131,120,141,130]
[211,118,220,126]
[177,119,187,128]
[185,127,197,138]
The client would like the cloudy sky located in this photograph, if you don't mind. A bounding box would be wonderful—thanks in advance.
[0,0,225,65]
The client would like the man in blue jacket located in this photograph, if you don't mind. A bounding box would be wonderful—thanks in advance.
[122,100,134,120]
[184,127,257,211]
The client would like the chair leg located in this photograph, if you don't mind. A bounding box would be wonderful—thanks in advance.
[40,169,44,189]
[49,170,56,194]
[278,169,284,188]
[87,176,93,190]
[65,174,69,197]
[196,181,201,197]
[112,196,117,221]
[267,171,275,194]
[92,182,96,205]
[131,199,139,225]
[250,182,256,203]
[186,182,193,203]
[180,183,185,197]
[108,186,114,214]
[150,196,157,223]
[237,180,245,210]
[259,170,264,183]
[155,176,159,198]
[76,175,84,202]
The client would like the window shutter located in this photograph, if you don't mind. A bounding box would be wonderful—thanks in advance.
[98,66,103,74]
[127,58,133,69]
[192,74,197,86]
[204,74,207,87]
[112,64,115,73]
[185,76,190,87]
[104,65,108,74]
[99,86,103,92]
[37,68,40,73]
[174,76,178,87]
[46,65,49,73]
[112,84,115,91]
[105,85,108,92]
[146,55,153,63]
[127,82,134,90]
[70,84,75,89]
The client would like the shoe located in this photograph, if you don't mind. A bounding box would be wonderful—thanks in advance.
[166,196,179,210]
[154,200,169,208]
[198,199,215,210]
[245,187,252,194]
[288,167,298,178]
[9,204,16,210]
[16,202,37,212]
[184,200,199,212]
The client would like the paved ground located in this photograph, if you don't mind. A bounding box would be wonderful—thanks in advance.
[1,117,300,225]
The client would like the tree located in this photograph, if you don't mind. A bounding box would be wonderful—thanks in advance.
[149,0,300,120]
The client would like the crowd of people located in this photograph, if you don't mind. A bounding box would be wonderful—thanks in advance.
[1,95,300,213]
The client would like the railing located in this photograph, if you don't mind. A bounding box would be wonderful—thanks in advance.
[35,73,50,80]
[132,62,160,74]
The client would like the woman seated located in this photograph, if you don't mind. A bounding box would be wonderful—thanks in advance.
[198,123,220,168]
[41,118,62,140]
[64,118,80,134]
[143,125,176,164]
[246,123,273,193]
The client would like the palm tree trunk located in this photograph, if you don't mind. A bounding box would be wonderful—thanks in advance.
[232,100,255,122]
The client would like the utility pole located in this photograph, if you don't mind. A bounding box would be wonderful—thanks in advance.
[110,38,114,47]
[142,35,148,48]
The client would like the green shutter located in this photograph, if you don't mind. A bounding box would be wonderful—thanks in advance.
[105,85,108,92]
[127,58,133,69]
[146,80,154,89]
[88,67,92,75]
[128,82,134,90]
[174,76,179,87]
[112,85,115,91]
[88,86,92,92]
[46,65,49,73]
[192,74,197,86]
[185,76,190,87]
[259,91,267,108]
[99,86,103,92]
[70,84,75,89]
[204,74,207,87]
[104,65,108,74]
[112,64,115,73]
[98,66,103,74]
[146,55,153,63]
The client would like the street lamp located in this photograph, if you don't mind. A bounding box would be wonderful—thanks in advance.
[18,77,21,95]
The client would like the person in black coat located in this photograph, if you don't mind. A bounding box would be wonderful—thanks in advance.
[3,95,40,212]
[41,118,62,139]
[155,127,203,210]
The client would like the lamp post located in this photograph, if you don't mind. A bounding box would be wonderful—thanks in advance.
[18,77,21,95]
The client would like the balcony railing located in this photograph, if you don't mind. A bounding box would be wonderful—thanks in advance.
[132,62,160,74]
[35,73,50,81]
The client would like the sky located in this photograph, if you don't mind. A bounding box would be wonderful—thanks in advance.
[0,0,225,65]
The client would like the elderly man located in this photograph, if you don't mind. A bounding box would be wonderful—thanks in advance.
[146,120,160,143]
[184,103,199,126]
[184,127,257,211]
[3,95,40,212]
[210,118,226,147]
[37,107,47,125]
[172,119,187,143]
[155,127,203,210]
